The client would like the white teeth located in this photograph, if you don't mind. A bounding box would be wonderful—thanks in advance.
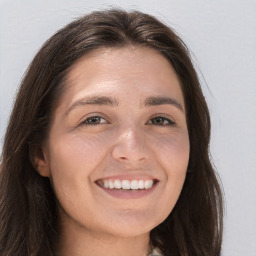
[122,180,131,190]
[100,179,154,190]
[130,180,138,190]
[103,180,109,188]
[138,180,144,189]
[145,180,153,189]
[114,180,122,189]
[108,180,114,189]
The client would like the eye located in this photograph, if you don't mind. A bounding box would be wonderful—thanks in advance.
[80,116,108,126]
[147,116,176,126]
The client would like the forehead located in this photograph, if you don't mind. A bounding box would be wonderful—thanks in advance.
[68,46,178,83]
[59,46,184,110]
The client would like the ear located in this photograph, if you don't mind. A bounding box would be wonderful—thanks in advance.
[30,144,51,178]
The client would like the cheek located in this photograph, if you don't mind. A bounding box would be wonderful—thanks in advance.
[150,131,189,212]
[49,132,108,172]
[47,133,109,198]
[161,133,189,188]
[152,130,190,172]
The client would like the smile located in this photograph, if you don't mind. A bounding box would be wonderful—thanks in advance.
[97,179,157,190]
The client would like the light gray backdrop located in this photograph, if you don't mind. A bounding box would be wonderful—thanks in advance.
[0,0,255,255]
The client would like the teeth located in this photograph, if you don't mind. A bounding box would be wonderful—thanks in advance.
[108,180,114,189]
[138,180,144,189]
[114,180,122,189]
[100,179,154,190]
[122,180,131,190]
[103,180,109,188]
[130,180,138,190]
[145,180,153,189]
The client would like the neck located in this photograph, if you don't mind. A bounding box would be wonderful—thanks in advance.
[55,214,151,256]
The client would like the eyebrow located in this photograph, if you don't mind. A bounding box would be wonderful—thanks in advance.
[144,96,184,112]
[65,95,184,116]
[65,96,118,116]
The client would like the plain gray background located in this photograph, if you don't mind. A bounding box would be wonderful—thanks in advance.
[0,0,256,255]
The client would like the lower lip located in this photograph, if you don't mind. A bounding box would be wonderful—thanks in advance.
[96,182,158,199]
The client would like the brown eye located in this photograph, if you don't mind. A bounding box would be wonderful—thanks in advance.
[80,116,107,126]
[148,116,176,126]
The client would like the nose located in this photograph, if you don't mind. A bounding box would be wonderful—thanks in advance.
[111,127,150,164]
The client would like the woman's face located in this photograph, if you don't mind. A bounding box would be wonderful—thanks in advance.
[37,46,190,238]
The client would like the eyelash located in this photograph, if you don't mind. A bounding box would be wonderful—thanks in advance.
[146,116,176,126]
[80,115,176,127]
[80,116,108,126]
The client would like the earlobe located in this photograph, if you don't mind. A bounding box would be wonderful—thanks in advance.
[30,144,51,178]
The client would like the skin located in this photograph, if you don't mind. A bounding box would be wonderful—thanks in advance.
[35,46,190,256]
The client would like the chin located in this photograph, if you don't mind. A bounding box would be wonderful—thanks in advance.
[97,211,164,238]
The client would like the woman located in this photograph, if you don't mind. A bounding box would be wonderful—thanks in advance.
[0,9,223,256]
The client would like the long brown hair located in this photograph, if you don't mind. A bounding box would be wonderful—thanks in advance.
[0,9,223,256]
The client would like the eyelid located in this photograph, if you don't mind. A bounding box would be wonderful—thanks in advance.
[146,114,176,126]
[78,113,110,126]
[77,112,176,127]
